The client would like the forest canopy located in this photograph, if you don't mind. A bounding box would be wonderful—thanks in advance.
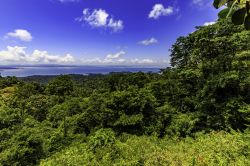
[0,17,250,166]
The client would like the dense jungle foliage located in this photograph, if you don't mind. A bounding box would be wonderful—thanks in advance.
[0,19,250,165]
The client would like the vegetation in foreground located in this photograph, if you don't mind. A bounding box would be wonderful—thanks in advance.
[0,19,250,165]
[40,130,250,166]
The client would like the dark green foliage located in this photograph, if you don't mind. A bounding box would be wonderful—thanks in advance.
[45,75,73,96]
[218,8,231,19]
[232,8,247,25]
[245,14,250,29]
[26,95,52,122]
[0,19,250,165]
[0,76,19,89]
[213,0,250,30]
[0,127,45,166]
[0,106,21,130]
[169,19,250,131]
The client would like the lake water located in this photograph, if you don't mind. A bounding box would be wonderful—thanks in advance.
[0,66,161,77]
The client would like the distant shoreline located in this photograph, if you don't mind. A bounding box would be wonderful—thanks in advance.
[0,67,20,70]
[0,67,21,73]
[0,64,165,68]
[0,66,162,77]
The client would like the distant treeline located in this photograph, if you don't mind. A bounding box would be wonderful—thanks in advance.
[18,74,107,84]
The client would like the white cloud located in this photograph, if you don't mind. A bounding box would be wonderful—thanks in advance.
[0,46,75,64]
[192,0,211,7]
[204,21,216,26]
[107,18,124,32]
[131,58,154,64]
[106,51,126,59]
[6,29,33,42]
[76,8,124,32]
[0,46,27,62]
[138,38,158,46]
[117,58,126,63]
[31,50,75,63]
[81,50,157,66]
[149,4,174,19]
[81,57,156,65]
[0,46,166,66]
[140,59,154,64]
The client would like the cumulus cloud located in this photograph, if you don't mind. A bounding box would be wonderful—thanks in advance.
[149,4,174,19]
[0,46,164,66]
[0,46,161,66]
[76,8,124,32]
[106,51,126,59]
[6,29,33,42]
[0,46,27,62]
[138,38,158,46]
[0,46,75,64]
[80,50,157,65]
[204,21,216,26]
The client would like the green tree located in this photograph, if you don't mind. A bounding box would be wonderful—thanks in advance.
[45,75,73,97]
[170,19,250,130]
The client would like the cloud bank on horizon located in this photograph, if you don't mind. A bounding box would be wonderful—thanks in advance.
[0,46,74,64]
[0,0,219,66]
[0,46,162,66]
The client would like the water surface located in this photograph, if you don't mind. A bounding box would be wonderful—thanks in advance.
[0,66,161,77]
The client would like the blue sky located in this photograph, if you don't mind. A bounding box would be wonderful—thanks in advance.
[0,0,218,66]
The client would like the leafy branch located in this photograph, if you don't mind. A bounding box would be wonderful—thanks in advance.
[214,0,250,29]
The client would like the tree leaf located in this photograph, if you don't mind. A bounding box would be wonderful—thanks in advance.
[232,8,246,25]
[218,8,230,19]
[244,14,250,30]
[213,0,228,9]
